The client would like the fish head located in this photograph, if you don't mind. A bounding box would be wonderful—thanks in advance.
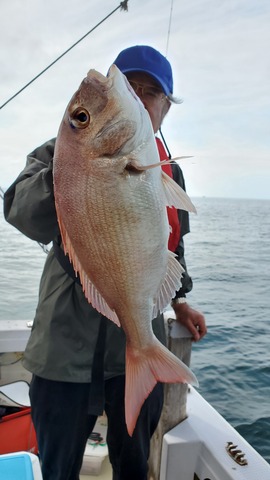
[54,65,153,167]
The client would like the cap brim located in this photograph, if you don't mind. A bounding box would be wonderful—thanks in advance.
[119,67,170,96]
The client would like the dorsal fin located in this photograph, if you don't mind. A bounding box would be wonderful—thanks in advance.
[161,170,197,212]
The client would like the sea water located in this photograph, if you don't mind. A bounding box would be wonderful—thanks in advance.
[0,197,269,463]
[184,197,270,464]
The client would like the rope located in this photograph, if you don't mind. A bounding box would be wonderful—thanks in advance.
[0,1,129,110]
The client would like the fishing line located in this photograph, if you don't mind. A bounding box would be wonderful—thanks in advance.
[0,0,129,110]
[159,128,172,159]
[161,0,175,158]
[165,0,174,57]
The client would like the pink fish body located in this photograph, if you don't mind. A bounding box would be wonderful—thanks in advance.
[53,65,198,435]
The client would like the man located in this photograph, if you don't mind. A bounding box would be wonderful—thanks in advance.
[4,45,206,480]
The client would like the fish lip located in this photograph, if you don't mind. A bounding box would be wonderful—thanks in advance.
[109,64,144,106]
[84,69,113,90]
[125,78,142,103]
[85,69,107,83]
[85,66,143,108]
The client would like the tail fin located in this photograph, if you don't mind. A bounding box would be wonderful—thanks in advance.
[125,340,198,436]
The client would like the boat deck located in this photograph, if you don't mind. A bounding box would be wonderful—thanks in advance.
[80,456,111,480]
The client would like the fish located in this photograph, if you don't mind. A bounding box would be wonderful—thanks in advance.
[53,64,198,436]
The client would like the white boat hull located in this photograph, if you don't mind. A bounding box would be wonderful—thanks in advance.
[161,386,270,480]
[1,320,270,479]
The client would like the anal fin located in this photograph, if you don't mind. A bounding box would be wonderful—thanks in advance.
[56,213,121,327]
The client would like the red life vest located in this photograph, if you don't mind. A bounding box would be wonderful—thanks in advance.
[155,137,181,253]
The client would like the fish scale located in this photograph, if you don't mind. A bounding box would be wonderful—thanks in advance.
[53,64,198,435]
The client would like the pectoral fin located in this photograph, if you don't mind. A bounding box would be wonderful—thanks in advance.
[161,171,197,213]
[126,156,192,173]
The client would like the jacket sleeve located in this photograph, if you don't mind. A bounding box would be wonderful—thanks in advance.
[171,162,193,298]
[3,138,60,245]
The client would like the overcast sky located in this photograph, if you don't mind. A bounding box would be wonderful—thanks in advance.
[0,0,269,199]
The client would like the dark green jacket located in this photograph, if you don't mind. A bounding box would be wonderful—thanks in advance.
[3,138,193,382]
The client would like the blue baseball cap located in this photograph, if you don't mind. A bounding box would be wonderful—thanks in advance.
[113,45,173,96]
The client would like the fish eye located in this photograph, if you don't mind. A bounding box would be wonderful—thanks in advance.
[69,108,90,129]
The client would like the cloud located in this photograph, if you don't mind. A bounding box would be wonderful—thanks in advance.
[0,0,269,198]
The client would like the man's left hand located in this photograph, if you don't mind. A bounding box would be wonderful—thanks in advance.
[172,302,207,342]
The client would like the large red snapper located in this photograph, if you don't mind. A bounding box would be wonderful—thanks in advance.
[53,65,198,435]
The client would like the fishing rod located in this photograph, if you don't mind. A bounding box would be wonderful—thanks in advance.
[0,186,4,200]
[0,1,129,110]
[1,1,129,252]
[1,0,177,252]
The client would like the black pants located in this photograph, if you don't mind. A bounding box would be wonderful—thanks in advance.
[29,375,163,480]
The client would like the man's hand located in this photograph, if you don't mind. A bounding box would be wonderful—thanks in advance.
[172,302,207,342]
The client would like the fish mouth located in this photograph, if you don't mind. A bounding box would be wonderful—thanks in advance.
[85,66,143,107]
[109,64,144,106]
[85,69,113,89]
[124,76,143,104]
